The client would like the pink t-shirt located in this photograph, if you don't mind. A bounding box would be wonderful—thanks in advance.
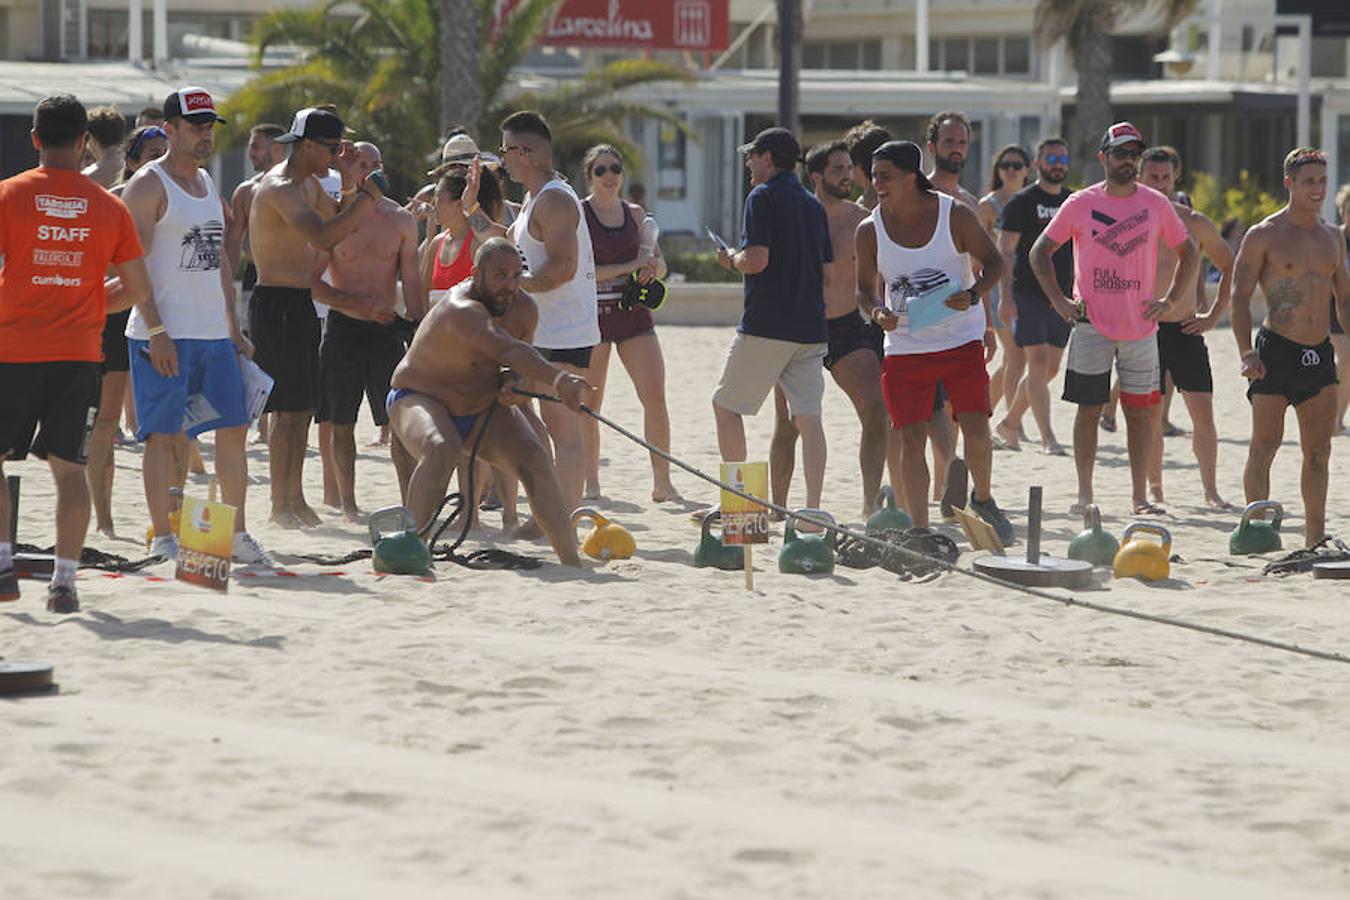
[1043,183,1188,341]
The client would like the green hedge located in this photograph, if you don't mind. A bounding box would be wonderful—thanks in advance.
[663,250,741,284]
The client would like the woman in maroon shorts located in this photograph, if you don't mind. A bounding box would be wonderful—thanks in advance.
[580,144,679,501]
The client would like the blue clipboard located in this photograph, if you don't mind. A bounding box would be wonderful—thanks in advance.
[906,282,964,332]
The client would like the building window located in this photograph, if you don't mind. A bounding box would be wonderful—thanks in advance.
[930,36,1034,77]
[973,38,999,74]
[1311,36,1347,79]
[802,39,882,70]
[89,10,129,59]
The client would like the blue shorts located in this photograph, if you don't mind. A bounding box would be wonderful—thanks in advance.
[129,338,249,439]
[1013,288,1071,349]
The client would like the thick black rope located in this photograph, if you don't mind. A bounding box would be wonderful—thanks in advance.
[516,388,1350,666]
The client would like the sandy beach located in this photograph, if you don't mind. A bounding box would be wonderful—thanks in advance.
[3,323,1349,899]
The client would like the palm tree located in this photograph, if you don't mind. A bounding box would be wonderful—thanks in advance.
[1034,0,1198,178]
[222,0,688,195]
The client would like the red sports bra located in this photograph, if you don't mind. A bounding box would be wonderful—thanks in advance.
[431,230,475,290]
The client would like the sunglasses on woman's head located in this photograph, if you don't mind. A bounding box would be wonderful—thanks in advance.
[998,160,1026,171]
[593,163,623,177]
[128,126,167,158]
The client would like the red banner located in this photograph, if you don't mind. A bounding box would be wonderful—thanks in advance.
[493,0,730,52]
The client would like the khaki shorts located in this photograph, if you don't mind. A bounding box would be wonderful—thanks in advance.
[712,333,827,418]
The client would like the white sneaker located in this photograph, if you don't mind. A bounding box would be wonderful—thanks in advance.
[232,531,276,567]
[150,534,180,562]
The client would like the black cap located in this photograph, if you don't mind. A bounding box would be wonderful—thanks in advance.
[163,87,225,124]
[872,140,934,191]
[738,126,800,162]
[275,108,346,144]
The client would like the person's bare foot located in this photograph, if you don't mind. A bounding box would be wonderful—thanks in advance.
[1069,496,1093,517]
[341,503,364,524]
[652,484,682,502]
[1205,493,1237,511]
[583,483,602,501]
[1041,440,1068,456]
[292,499,322,528]
[96,524,116,540]
[994,420,1021,451]
[1150,485,1165,504]
[1099,415,1116,433]
[510,517,543,540]
[270,507,304,529]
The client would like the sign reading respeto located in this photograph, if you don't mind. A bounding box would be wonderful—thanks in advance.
[493,0,729,51]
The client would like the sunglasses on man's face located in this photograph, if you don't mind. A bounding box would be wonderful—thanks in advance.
[1042,153,1070,166]
[1109,147,1142,161]
[998,160,1026,171]
[593,163,623,177]
[309,138,341,154]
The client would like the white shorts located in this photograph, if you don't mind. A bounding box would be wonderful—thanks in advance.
[712,333,826,418]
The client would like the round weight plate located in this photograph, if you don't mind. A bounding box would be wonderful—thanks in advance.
[1312,561,1350,580]
[0,661,55,696]
[973,554,1095,589]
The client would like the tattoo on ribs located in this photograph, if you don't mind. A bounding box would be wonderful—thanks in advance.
[1265,278,1302,328]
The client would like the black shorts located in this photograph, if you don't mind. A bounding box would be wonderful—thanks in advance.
[1012,288,1071,349]
[249,285,321,413]
[0,361,101,463]
[101,310,131,373]
[824,312,883,371]
[1156,321,1213,393]
[1247,327,1338,407]
[316,311,407,426]
[540,346,592,369]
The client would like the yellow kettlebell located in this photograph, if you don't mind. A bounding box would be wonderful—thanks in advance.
[1113,522,1172,581]
[572,507,636,561]
[145,486,185,549]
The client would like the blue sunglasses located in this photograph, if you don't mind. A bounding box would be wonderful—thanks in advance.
[128,126,167,159]
[1042,153,1070,166]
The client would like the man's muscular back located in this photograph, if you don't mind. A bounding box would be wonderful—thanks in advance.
[1245,211,1342,344]
[328,198,412,313]
[250,171,331,287]
[823,200,869,318]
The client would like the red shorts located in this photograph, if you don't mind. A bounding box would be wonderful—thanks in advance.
[881,341,991,428]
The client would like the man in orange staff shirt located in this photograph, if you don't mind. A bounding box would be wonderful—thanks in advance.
[0,94,151,614]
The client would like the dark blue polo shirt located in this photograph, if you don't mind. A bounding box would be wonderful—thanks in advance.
[738,170,831,344]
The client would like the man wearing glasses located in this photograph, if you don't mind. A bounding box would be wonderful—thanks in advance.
[995,137,1075,456]
[460,110,599,519]
[248,107,392,529]
[1030,122,1199,517]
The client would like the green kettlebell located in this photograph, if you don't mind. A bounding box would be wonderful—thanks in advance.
[693,509,744,570]
[866,485,913,534]
[1230,500,1283,556]
[778,509,837,575]
[369,505,432,575]
[1067,503,1119,567]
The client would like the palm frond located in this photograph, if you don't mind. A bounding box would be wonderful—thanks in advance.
[478,0,560,112]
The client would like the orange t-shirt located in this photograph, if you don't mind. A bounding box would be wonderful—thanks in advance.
[0,166,143,363]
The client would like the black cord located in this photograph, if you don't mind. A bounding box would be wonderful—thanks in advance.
[515,387,1350,666]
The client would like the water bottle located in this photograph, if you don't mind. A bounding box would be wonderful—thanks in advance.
[639,215,659,260]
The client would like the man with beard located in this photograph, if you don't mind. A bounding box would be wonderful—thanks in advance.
[119,88,272,565]
[843,120,891,211]
[387,238,591,566]
[1138,145,1235,510]
[922,111,978,515]
[993,137,1075,455]
[1232,148,1348,547]
[1031,122,1198,516]
[770,141,886,517]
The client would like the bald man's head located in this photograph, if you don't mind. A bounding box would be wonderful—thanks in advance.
[472,238,523,316]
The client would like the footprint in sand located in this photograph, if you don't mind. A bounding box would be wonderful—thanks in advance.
[503,676,564,690]
[733,847,812,865]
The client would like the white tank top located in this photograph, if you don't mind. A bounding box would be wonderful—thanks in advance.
[127,159,230,341]
[508,178,600,349]
[873,192,980,356]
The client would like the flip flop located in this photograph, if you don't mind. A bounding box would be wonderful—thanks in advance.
[1133,502,1167,516]
[1162,423,1187,437]
[1099,415,1117,433]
